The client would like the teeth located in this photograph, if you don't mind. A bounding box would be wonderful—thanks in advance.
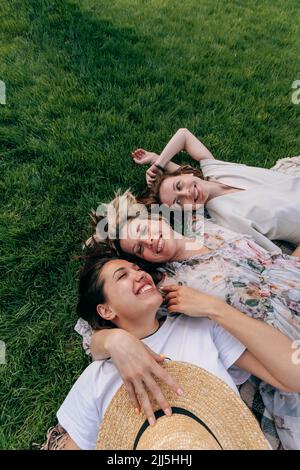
[138,284,153,295]
[157,238,163,253]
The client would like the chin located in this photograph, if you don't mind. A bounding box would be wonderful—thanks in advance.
[146,291,163,307]
[156,253,171,263]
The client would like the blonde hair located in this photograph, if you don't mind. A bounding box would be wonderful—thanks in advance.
[84,189,150,254]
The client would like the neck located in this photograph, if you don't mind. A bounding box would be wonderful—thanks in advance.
[173,235,208,261]
[205,180,234,202]
[116,312,161,339]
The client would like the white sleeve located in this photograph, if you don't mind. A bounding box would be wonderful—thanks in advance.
[211,321,246,370]
[57,370,101,450]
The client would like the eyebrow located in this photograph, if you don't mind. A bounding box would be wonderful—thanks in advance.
[112,263,137,279]
[113,267,126,279]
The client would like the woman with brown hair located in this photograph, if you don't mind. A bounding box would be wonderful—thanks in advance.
[130,128,300,253]
[55,254,299,449]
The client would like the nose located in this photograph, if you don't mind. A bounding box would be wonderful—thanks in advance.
[178,187,191,202]
[135,269,146,282]
[144,237,154,250]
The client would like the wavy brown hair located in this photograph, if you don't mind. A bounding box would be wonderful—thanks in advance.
[138,164,204,209]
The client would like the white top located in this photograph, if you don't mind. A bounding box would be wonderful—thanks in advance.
[58,315,248,449]
[200,159,300,253]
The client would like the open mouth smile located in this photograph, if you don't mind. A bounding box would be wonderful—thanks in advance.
[135,281,156,296]
[153,234,164,254]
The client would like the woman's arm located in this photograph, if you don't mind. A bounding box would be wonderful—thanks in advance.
[157,128,215,169]
[220,305,300,392]
[234,350,296,392]
[130,149,181,173]
[90,329,118,360]
[91,328,184,426]
[162,285,300,392]
[131,129,214,174]
[144,128,215,187]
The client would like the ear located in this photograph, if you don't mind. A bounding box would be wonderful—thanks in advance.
[96,304,116,321]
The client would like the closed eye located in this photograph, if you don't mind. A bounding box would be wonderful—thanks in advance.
[118,272,127,280]
[135,244,143,256]
[173,181,182,206]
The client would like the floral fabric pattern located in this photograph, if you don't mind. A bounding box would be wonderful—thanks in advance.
[161,220,300,449]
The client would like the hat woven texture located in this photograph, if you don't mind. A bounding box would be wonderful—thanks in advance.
[96,361,269,450]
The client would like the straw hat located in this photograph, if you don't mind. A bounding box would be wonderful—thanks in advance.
[96,361,270,450]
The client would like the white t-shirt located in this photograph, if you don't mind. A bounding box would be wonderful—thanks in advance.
[57,315,248,450]
[200,159,300,253]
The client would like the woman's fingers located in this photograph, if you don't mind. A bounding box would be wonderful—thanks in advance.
[123,353,184,425]
[143,375,172,418]
[135,148,145,155]
[168,305,181,313]
[131,148,144,157]
[164,291,178,301]
[130,152,139,160]
[152,362,184,397]
[133,380,156,426]
[132,366,184,425]
[166,298,178,307]
[131,149,148,165]
[145,344,165,363]
[146,170,157,187]
[160,285,180,293]
[124,380,141,414]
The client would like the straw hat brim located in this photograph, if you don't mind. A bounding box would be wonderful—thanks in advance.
[96,361,269,450]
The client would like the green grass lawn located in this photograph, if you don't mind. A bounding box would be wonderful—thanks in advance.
[0,0,299,449]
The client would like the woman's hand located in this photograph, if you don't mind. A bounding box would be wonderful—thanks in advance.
[130,148,159,165]
[104,329,184,426]
[146,163,164,187]
[161,284,222,318]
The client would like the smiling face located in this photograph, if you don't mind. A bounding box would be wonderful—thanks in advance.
[99,259,163,325]
[159,173,208,209]
[119,216,178,263]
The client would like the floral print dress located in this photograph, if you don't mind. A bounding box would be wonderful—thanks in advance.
[163,220,300,340]
[160,219,300,449]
